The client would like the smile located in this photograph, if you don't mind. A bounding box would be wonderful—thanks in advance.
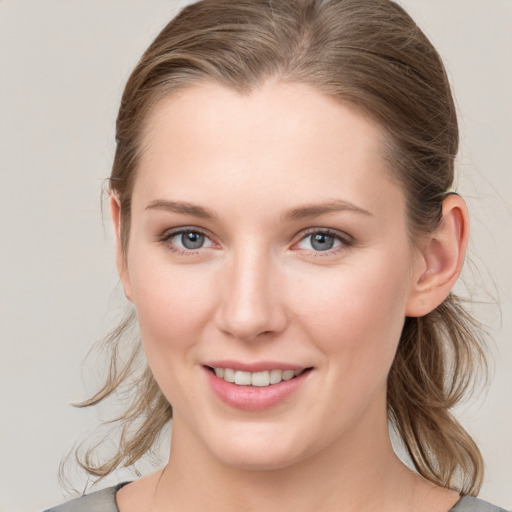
[204,365,312,411]
[211,367,305,387]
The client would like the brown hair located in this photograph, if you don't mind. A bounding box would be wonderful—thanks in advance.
[76,0,487,494]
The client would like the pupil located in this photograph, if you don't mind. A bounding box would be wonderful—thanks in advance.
[311,233,334,251]
[182,232,204,249]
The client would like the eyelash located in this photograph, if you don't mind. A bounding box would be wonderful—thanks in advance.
[159,227,215,256]
[159,227,353,257]
[295,228,353,256]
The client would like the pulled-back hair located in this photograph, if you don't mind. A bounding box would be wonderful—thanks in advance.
[76,0,486,494]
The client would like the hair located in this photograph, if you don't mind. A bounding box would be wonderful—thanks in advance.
[74,0,487,495]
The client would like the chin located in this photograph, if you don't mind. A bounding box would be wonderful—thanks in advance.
[206,426,310,471]
[216,448,302,472]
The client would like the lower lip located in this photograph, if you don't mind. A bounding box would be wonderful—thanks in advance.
[204,368,311,412]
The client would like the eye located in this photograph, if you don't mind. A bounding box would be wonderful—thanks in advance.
[163,228,214,252]
[295,230,347,253]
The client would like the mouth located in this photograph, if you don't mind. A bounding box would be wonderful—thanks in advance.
[205,366,310,387]
[202,360,314,411]
[204,364,313,411]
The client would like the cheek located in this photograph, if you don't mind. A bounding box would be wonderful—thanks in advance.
[129,263,221,410]
[127,251,216,368]
[291,256,410,372]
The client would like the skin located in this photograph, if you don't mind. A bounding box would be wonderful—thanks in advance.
[114,81,468,512]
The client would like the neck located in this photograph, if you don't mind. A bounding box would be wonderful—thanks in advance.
[151,409,419,512]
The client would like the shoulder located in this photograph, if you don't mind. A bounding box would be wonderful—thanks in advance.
[450,495,509,512]
[42,483,128,512]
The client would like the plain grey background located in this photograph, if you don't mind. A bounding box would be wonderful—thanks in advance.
[0,1,511,511]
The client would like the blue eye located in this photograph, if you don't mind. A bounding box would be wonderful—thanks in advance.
[167,230,213,251]
[296,231,344,252]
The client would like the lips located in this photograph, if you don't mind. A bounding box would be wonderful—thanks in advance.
[203,362,312,411]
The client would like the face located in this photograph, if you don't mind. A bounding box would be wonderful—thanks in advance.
[115,81,424,470]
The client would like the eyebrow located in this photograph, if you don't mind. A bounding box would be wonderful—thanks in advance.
[145,199,218,220]
[144,198,371,221]
[283,199,372,221]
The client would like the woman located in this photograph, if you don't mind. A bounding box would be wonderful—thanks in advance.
[45,0,507,510]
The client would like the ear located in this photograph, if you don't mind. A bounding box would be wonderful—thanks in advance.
[110,193,133,302]
[405,194,469,317]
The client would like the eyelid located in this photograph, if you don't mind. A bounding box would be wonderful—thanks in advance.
[299,227,353,242]
[158,226,353,256]
[159,226,218,253]
[292,227,354,254]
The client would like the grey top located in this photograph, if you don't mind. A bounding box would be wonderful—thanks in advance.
[43,484,127,512]
[43,484,508,512]
[452,497,509,512]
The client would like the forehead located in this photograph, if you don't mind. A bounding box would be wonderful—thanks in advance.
[141,80,386,164]
[134,81,404,220]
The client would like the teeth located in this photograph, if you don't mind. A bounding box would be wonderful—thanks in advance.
[234,370,252,385]
[282,370,295,381]
[251,371,269,387]
[212,367,305,386]
[224,368,235,383]
[269,369,282,384]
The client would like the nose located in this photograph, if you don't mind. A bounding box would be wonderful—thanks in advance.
[214,245,287,342]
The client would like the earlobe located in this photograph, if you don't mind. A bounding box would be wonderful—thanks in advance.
[405,194,469,317]
[110,193,133,302]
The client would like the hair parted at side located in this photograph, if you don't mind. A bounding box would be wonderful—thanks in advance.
[74,0,487,494]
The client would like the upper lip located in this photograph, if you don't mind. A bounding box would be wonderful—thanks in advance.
[203,360,309,372]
